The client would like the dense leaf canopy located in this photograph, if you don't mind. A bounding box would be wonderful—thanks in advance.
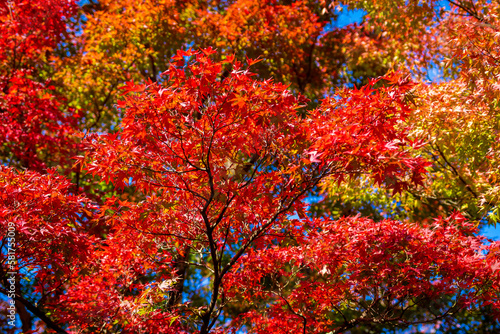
[1,0,500,333]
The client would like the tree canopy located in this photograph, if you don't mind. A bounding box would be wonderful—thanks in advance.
[1,0,500,333]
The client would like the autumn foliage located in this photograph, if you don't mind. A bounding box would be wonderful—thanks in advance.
[1,0,500,333]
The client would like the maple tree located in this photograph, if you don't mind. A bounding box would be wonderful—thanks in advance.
[1,0,500,333]
[0,0,80,172]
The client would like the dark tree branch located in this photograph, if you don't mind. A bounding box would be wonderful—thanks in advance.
[0,287,69,334]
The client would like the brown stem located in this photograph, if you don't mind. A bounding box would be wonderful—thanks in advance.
[167,245,190,307]
[434,142,478,198]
